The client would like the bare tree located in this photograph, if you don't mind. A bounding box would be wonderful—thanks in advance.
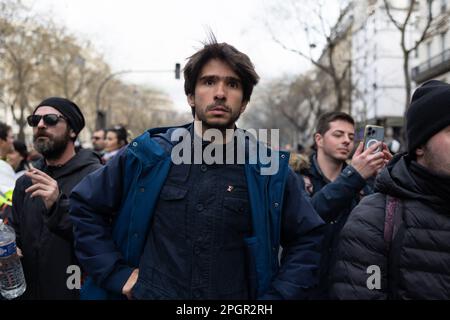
[0,3,178,143]
[383,0,449,110]
[100,79,176,136]
[276,73,328,143]
[266,0,355,113]
[0,21,50,141]
[240,80,299,147]
[241,73,328,147]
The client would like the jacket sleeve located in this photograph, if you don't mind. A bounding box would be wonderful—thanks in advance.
[329,193,388,299]
[41,193,75,241]
[69,149,133,295]
[262,170,325,299]
[43,164,103,241]
[310,165,367,222]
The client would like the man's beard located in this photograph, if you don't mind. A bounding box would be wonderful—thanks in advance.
[34,128,71,161]
[422,144,450,177]
[194,102,242,131]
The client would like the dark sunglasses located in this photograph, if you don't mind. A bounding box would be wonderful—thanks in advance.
[27,114,66,127]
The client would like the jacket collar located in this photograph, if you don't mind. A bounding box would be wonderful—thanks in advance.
[310,152,348,183]
[127,122,288,176]
[36,149,101,179]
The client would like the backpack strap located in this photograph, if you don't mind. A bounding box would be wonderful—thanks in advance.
[384,195,400,251]
[384,195,404,299]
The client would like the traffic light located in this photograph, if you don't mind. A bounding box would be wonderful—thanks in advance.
[175,63,181,80]
[96,110,106,130]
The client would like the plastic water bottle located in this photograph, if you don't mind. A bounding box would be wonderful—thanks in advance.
[0,219,26,299]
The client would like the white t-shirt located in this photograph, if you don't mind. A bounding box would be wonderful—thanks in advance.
[0,159,16,194]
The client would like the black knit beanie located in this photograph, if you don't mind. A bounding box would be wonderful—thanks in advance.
[33,97,85,135]
[406,80,450,155]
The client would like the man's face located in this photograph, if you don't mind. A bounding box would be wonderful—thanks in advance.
[187,58,248,131]
[316,120,355,162]
[32,106,72,160]
[417,125,450,176]
[91,130,106,152]
[6,149,23,171]
[105,131,122,152]
[0,129,14,155]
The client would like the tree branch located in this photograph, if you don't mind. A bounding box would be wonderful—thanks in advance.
[383,0,405,31]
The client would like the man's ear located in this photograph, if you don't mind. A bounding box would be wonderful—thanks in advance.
[70,129,77,139]
[187,94,195,107]
[314,133,323,149]
[415,145,425,158]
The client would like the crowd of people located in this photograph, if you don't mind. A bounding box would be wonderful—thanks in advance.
[0,38,449,300]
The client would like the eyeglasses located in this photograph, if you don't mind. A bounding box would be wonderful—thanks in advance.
[27,114,66,127]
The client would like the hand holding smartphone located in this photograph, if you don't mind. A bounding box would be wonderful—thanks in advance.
[363,125,385,153]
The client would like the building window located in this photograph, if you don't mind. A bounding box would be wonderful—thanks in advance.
[426,41,433,69]
[427,41,432,62]
[441,0,447,14]
[441,32,447,52]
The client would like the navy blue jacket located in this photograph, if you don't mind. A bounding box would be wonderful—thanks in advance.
[302,153,370,298]
[69,124,324,299]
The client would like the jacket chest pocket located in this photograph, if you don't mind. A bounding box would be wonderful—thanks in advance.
[223,196,252,235]
[153,184,188,232]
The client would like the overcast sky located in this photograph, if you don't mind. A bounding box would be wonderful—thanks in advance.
[26,0,314,112]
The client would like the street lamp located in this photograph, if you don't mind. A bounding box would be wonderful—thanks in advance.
[95,63,181,129]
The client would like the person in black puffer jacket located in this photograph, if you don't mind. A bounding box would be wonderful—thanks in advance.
[330,80,450,299]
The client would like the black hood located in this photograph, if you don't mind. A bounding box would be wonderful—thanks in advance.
[375,153,449,214]
[35,148,102,180]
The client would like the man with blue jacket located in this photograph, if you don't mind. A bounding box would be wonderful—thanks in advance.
[69,39,324,300]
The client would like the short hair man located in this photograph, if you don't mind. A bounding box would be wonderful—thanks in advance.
[0,122,14,158]
[301,111,391,298]
[91,129,106,155]
[331,80,450,299]
[0,122,16,195]
[70,39,324,300]
[8,97,102,299]
[0,122,16,222]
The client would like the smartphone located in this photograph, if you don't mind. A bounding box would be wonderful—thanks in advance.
[363,125,384,153]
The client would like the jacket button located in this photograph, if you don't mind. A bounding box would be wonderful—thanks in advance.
[281,154,286,159]
[196,204,204,211]
[200,165,207,172]
[140,188,145,193]
[194,246,201,255]
[274,202,279,208]
[132,142,138,147]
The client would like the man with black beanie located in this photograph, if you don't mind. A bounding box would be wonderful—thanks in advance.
[7,97,102,300]
[330,79,450,299]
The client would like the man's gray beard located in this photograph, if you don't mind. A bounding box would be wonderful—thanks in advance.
[34,130,71,161]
